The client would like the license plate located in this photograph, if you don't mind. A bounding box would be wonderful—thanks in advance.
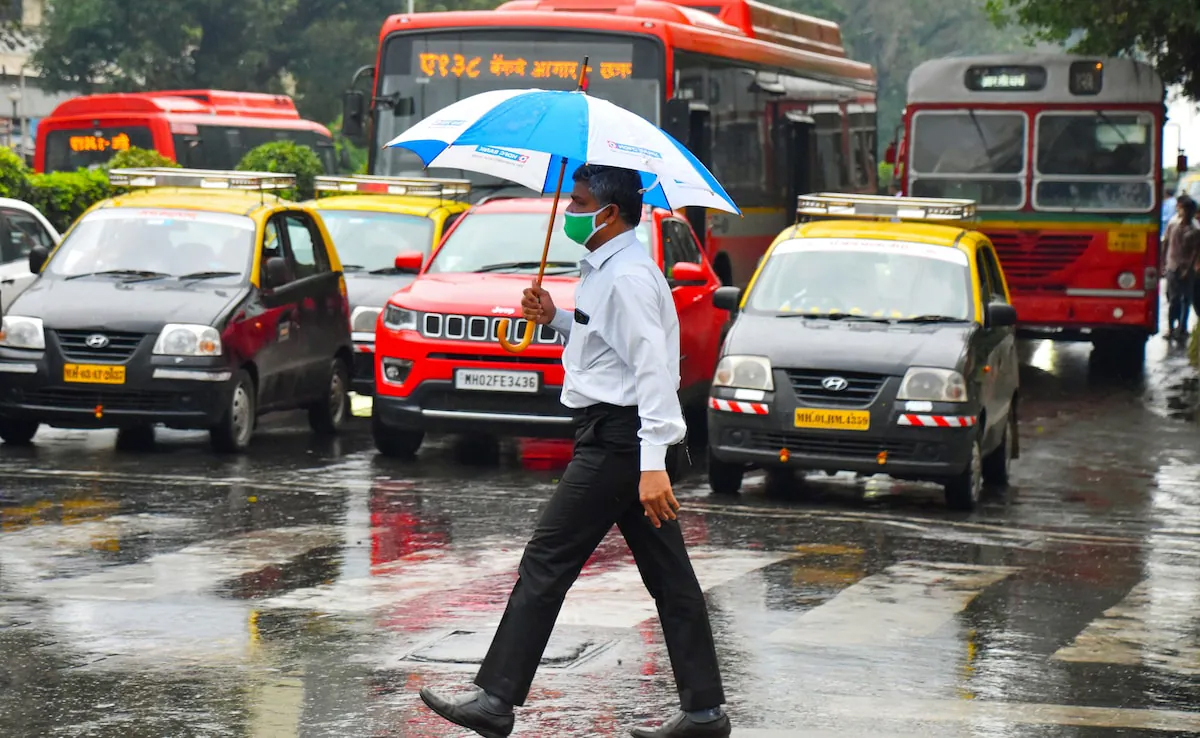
[1107,230,1145,253]
[454,369,538,394]
[63,363,126,385]
[794,408,870,431]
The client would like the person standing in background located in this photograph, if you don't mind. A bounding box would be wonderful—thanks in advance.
[1164,195,1197,341]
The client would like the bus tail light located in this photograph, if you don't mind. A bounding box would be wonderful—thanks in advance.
[1117,271,1136,289]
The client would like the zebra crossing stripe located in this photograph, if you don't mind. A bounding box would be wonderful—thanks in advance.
[767,561,1020,647]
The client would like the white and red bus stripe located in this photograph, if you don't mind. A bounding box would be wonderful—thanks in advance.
[898,414,977,428]
[709,397,769,415]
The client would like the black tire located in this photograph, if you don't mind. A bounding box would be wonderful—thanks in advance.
[982,406,1017,487]
[372,412,424,459]
[707,453,744,496]
[944,435,983,511]
[115,425,156,452]
[211,370,256,453]
[309,358,350,435]
[0,418,38,446]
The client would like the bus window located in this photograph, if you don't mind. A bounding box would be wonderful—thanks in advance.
[1034,112,1154,212]
[44,127,156,172]
[813,110,847,191]
[907,111,1026,209]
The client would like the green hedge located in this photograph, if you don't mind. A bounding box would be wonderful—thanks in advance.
[26,169,112,233]
[236,141,323,201]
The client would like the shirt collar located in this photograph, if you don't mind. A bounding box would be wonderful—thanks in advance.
[581,228,639,274]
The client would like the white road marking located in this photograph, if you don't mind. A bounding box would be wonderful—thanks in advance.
[768,561,1020,647]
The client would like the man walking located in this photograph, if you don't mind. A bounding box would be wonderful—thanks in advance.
[418,164,730,738]
[1164,195,1198,340]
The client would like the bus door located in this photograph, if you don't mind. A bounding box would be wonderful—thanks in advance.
[780,110,816,207]
[664,98,713,256]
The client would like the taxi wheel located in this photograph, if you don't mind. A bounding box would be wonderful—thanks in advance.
[211,371,256,453]
[707,454,744,496]
[982,408,1016,487]
[944,436,983,511]
[309,358,350,435]
[0,419,38,446]
[372,413,424,459]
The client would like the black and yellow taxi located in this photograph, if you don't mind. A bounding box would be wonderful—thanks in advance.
[0,167,354,452]
[305,175,471,398]
[707,193,1020,510]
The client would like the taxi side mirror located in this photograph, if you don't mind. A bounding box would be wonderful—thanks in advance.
[669,262,707,286]
[986,302,1018,328]
[713,285,741,311]
[265,256,292,289]
[28,245,48,274]
[395,251,424,273]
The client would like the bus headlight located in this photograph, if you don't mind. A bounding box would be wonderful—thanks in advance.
[898,367,967,403]
[713,355,774,391]
[1117,271,1136,289]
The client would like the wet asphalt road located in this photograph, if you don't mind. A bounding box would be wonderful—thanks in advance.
[4,335,1200,737]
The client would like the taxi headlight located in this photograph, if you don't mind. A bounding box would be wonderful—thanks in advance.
[153,324,222,357]
[0,316,45,350]
[352,306,383,333]
[897,367,967,403]
[383,304,418,332]
[713,355,774,391]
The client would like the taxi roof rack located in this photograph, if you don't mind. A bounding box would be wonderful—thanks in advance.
[315,175,471,199]
[797,192,977,222]
[108,167,295,191]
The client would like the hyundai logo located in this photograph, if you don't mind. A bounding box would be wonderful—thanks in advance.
[821,376,849,392]
[85,334,110,349]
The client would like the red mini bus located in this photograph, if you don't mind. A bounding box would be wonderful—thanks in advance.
[343,0,877,287]
[36,90,336,174]
[893,54,1166,365]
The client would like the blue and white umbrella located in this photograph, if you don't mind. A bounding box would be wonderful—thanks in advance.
[383,88,741,215]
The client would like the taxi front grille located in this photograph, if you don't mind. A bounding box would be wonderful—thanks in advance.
[785,370,887,408]
[13,387,207,412]
[746,430,918,461]
[54,330,145,362]
[989,232,1091,284]
[420,312,560,346]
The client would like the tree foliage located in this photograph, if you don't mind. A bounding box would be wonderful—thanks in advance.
[236,141,323,201]
[987,0,1200,100]
[31,0,399,124]
[103,147,181,171]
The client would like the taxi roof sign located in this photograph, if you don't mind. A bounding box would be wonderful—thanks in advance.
[108,167,295,191]
[797,192,977,222]
[315,175,471,199]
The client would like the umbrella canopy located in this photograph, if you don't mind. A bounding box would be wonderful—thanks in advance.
[383,88,740,215]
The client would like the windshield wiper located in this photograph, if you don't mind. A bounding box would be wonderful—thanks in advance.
[341,264,366,272]
[65,269,170,281]
[177,270,241,281]
[894,314,968,324]
[368,266,411,275]
[777,312,891,323]
[474,261,578,273]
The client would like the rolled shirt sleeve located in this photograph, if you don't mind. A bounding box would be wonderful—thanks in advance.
[549,303,574,342]
[602,269,687,471]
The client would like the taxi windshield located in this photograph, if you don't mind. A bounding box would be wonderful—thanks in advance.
[46,208,255,280]
[319,210,435,272]
[745,238,974,321]
[426,210,651,275]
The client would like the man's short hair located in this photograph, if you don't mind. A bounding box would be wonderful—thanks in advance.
[572,164,643,226]
[1181,194,1197,217]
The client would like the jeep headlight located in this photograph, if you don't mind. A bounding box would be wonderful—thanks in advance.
[153,324,222,356]
[897,367,966,402]
[713,355,774,391]
[383,304,418,331]
[352,306,383,333]
[0,316,45,350]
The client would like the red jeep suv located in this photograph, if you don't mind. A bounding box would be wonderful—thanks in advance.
[370,197,727,457]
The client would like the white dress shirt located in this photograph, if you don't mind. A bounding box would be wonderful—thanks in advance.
[548,227,686,471]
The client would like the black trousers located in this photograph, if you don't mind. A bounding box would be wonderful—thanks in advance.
[474,403,726,711]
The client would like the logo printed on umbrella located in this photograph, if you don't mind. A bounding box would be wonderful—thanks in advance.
[607,141,663,159]
[431,119,468,128]
[475,145,530,163]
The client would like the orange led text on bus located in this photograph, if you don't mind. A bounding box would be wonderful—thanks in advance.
[418,53,632,81]
[69,132,133,154]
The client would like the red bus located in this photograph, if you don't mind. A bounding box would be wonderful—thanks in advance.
[36,89,336,174]
[342,0,877,287]
[893,54,1166,364]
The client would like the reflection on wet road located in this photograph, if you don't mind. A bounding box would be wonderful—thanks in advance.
[4,337,1200,736]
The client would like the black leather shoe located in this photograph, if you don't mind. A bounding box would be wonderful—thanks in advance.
[419,687,515,738]
[629,711,732,738]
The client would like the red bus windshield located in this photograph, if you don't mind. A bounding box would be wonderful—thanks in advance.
[373,29,663,181]
[44,126,155,172]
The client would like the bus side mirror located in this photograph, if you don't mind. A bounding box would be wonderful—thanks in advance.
[1179,153,1189,174]
[884,141,897,165]
[342,90,366,141]
[28,245,48,275]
